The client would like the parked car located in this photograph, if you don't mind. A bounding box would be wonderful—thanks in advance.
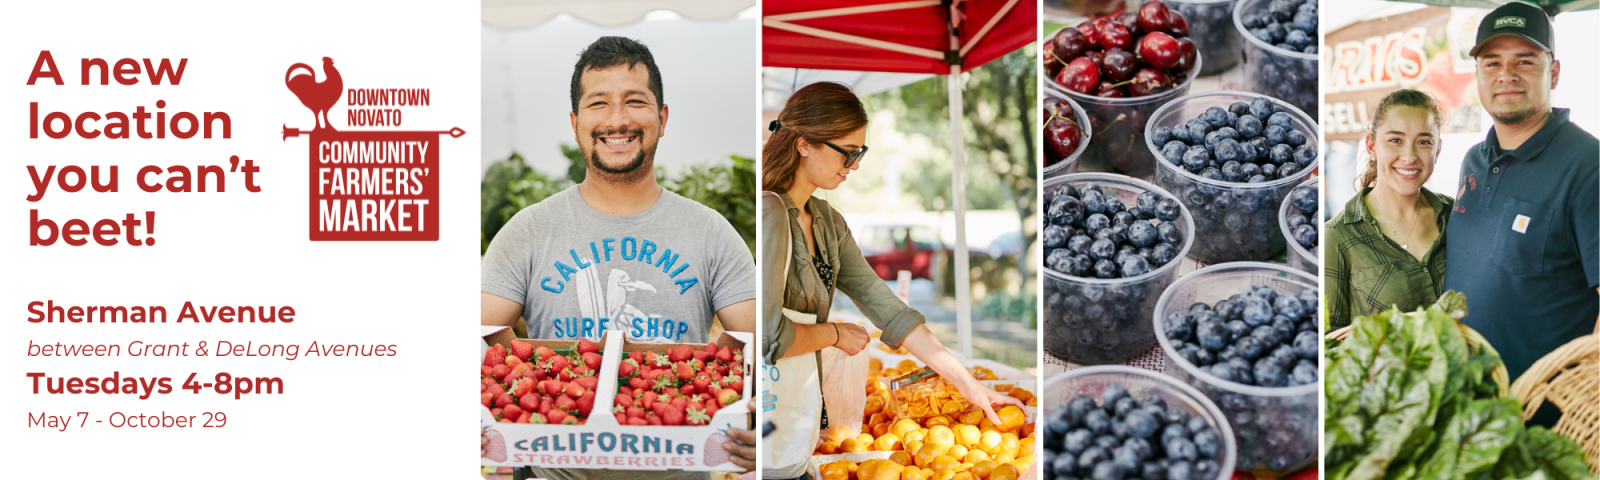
[854,224,942,280]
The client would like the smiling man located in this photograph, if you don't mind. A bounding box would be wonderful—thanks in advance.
[480,37,757,479]
[1443,3,1598,399]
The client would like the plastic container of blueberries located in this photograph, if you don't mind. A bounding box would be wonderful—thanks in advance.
[1043,173,1195,365]
[1164,0,1241,75]
[1044,87,1093,178]
[1233,0,1318,118]
[1047,29,1202,181]
[1152,262,1318,473]
[1278,176,1318,275]
[1043,366,1237,479]
[1146,91,1318,264]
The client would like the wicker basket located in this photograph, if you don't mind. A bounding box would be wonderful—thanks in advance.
[1324,323,1511,395]
[1509,334,1599,476]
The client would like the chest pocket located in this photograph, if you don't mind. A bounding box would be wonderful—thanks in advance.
[1491,197,1551,275]
[1352,263,1424,316]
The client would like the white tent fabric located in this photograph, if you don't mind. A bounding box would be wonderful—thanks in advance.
[484,0,756,29]
[761,67,934,110]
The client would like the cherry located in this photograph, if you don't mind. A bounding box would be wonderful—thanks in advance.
[1044,97,1071,119]
[1076,22,1101,48]
[1117,11,1142,37]
[1053,26,1088,61]
[1086,50,1106,73]
[1138,0,1171,35]
[1172,37,1198,76]
[1166,9,1189,37]
[1128,68,1173,97]
[1097,20,1133,51]
[1044,48,1063,80]
[1057,56,1100,95]
[1096,81,1128,98]
[1138,32,1180,70]
[1046,114,1083,163]
[1102,48,1138,82]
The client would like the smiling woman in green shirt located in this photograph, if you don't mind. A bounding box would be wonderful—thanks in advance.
[1326,90,1452,330]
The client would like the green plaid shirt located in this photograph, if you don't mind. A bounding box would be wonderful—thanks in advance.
[1325,187,1453,329]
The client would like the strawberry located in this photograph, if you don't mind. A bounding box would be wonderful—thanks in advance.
[690,393,708,405]
[642,391,658,409]
[575,337,600,355]
[495,392,516,408]
[704,342,719,354]
[559,368,576,382]
[615,412,627,424]
[571,365,591,378]
[716,388,742,407]
[540,380,562,397]
[481,365,494,377]
[532,368,548,382]
[692,349,712,362]
[577,391,595,417]
[676,362,695,381]
[548,355,571,374]
[520,394,540,412]
[723,375,744,393]
[669,344,693,363]
[732,351,744,364]
[691,375,712,394]
[712,345,732,363]
[555,395,577,412]
[715,364,730,376]
[582,352,603,371]
[485,344,507,367]
[629,417,650,426]
[512,379,534,397]
[503,405,525,421]
[565,382,584,398]
[481,392,494,408]
[618,386,633,397]
[681,385,696,397]
[491,407,503,420]
[710,370,724,383]
[538,396,554,415]
[618,358,639,378]
[573,376,599,392]
[506,356,523,368]
[546,409,568,424]
[651,352,671,368]
[628,350,644,364]
[662,387,680,398]
[529,412,547,424]
[534,345,556,361]
[510,340,534,361]
[686,406,711,426]
[651,374,673,392]
[646,415,662,426]
[660,404,685,426]
[491,364,511,380]
[629,376,648,390]
[670,396,689,412]
[703,401,720,417]
[487,382,506,397]
[627,406,645,420]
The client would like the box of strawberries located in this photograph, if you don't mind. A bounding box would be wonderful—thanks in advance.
[479,326,753,471]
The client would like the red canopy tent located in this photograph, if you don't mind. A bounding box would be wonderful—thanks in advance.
[763,0,1036,357]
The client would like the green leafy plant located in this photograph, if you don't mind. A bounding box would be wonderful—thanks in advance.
[480,152,572,254]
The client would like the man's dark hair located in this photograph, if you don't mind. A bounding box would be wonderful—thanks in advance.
[570,36,664,113]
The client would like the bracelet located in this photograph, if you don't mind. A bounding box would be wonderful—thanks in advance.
[831,323,840,347]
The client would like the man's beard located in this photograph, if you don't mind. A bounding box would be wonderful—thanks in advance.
[1489,104,1540,126]
[586,127,653,183]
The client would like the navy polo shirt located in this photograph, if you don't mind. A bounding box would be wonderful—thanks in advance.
[1444,108,1599,381]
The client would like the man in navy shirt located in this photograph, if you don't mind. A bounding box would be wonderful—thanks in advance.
[1444,2,1598,393]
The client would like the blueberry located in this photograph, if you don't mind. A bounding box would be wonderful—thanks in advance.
[1289,185,1318,215]
[1114,396,1138,418]
[1070,254,1094,276]
[1079,446,1110,472]
[1196,320,1228,351]
[1156,222,1183,245]
[1170,124,1192,144]
[1085,408,1112,436]
[1293,224,1318,250]
[1050,195,1084,225]
[1120,255,1151,277]
[1294,144,1317,167]
[1186,118,1211,138]
[1260,162,1277,178]
[1291,359,1317,385]
[1151,126,1173,146]
[1202,107,1230,128]
[1193,460,1220,479]
[1235,336,1264,360]
[1228,102,1251,116]
[1248,175,1266,183]
[1193,428,1220,458]
[1089,238,1117,261]
[1160,423,1189,446]
[1215,139,1241,164]
[1249,98,1274,120]
[1045,225,1069,248]
[1125,220,1158,248]
[1097,433,1123,451]
[1165,436,1198,461]
[1254,356,1288,387]
[1137,394,1166,411]
[1299,289,1319,313]
[1188,303,1212,315]
[1286,212,1307,228]
[1085,213,1111,232]
[1151,242,1178,265]
[1094,259,1118,279]
[1236,114,1262,138]
[1046,408,1075,438]
[1252,324,1282,347]
[1054,452,1080,476]
[1068,235,1094,255]
[1053,183,1081,199]
[1164,312,1195,343]
[1226,320,1251,343]
[1182,146,1211,172]
[1113,211,1135,227]
[1270,143,1294,165]
[1208,362,1235,383]
[1238,141,1260,165]
[1216,126,1239,141]
[1203,130,1226,151]
[1274,294,1306,321]
[1193,348,1215,365]
[1064,427,1094,454]
[1082,191,1107,215]
[1155,198,1181,222]
[1217,345,1238,362]
[1162,141,1188,165]
[1199,167,1222,180]
[1268,112,1294,131]
[1265,125,1287,146]
[1285,29,1309,48]
[1119,408,1154,437]
[1112,446,1143,475]
[1101,383,1131,407]
[1047,249,1073,272]
[1092,461,1126,480]
[1240,162,1262,179]
[1079,181,1102,195]
[1264,22,1285,43]
[1165,461,1191,480]
[1067,395,1097,424]
[1278,162,1300,179]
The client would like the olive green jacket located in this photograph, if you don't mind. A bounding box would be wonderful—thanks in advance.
[761,191,925,364]
[1325,187,1453,329]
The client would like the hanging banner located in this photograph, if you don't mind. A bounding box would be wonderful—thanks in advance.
[1321,6,1487,142]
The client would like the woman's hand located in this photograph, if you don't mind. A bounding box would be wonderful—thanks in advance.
[831,322,870,355]
[950,376,1026,425]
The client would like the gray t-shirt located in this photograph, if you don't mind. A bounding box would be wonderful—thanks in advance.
[483,186,756,345]
[483,187,755,480]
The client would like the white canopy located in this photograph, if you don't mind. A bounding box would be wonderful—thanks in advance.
[484,0,756,29]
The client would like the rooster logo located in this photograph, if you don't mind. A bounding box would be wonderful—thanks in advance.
[286,57,343,131]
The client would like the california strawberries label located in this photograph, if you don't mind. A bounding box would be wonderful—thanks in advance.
[281,57,463,241]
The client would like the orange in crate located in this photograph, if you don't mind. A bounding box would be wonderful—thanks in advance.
[963,449,990,464]
[841,438,867,453]
[889,450,914,466]
[989,463,1018,480]
[971,460,997,479]
[913,443,940,468]
[951,472,975,480]
[817,440,840,455]
[924,415,951,427]
[892,419,921,439]
[947,444,968,460]
[872,422,892,439]
[1007,388,1033,404]
[901,468,928,480]
[995,406,1025,433]
[875,433,902,451]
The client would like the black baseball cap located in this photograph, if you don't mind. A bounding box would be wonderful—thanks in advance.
[1470,2,1554,57]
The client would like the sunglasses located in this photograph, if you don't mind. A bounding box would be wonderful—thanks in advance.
[822,141,869,169]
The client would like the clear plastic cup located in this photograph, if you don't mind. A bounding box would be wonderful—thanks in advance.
[1152,262,1318,473]
[1044,87,1092,178]
[1043,173,1194,365]
[1279,177,1318,275]
[1147,91,1318,264]
[1042,366,1237,480]
[1166,0,1241,75]
[1046,26,1202,181]
[1232,0,1318,118]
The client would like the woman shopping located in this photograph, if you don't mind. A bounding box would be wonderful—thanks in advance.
[1326,89,1453,329]
[759,82,1023,480]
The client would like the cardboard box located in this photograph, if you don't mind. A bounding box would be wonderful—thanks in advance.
[478,327,754,471]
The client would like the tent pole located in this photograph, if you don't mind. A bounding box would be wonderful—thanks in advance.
[948,64,972,360]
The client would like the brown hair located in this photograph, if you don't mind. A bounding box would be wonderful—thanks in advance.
[762,82,868,191]
[1357,89,1444,190]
